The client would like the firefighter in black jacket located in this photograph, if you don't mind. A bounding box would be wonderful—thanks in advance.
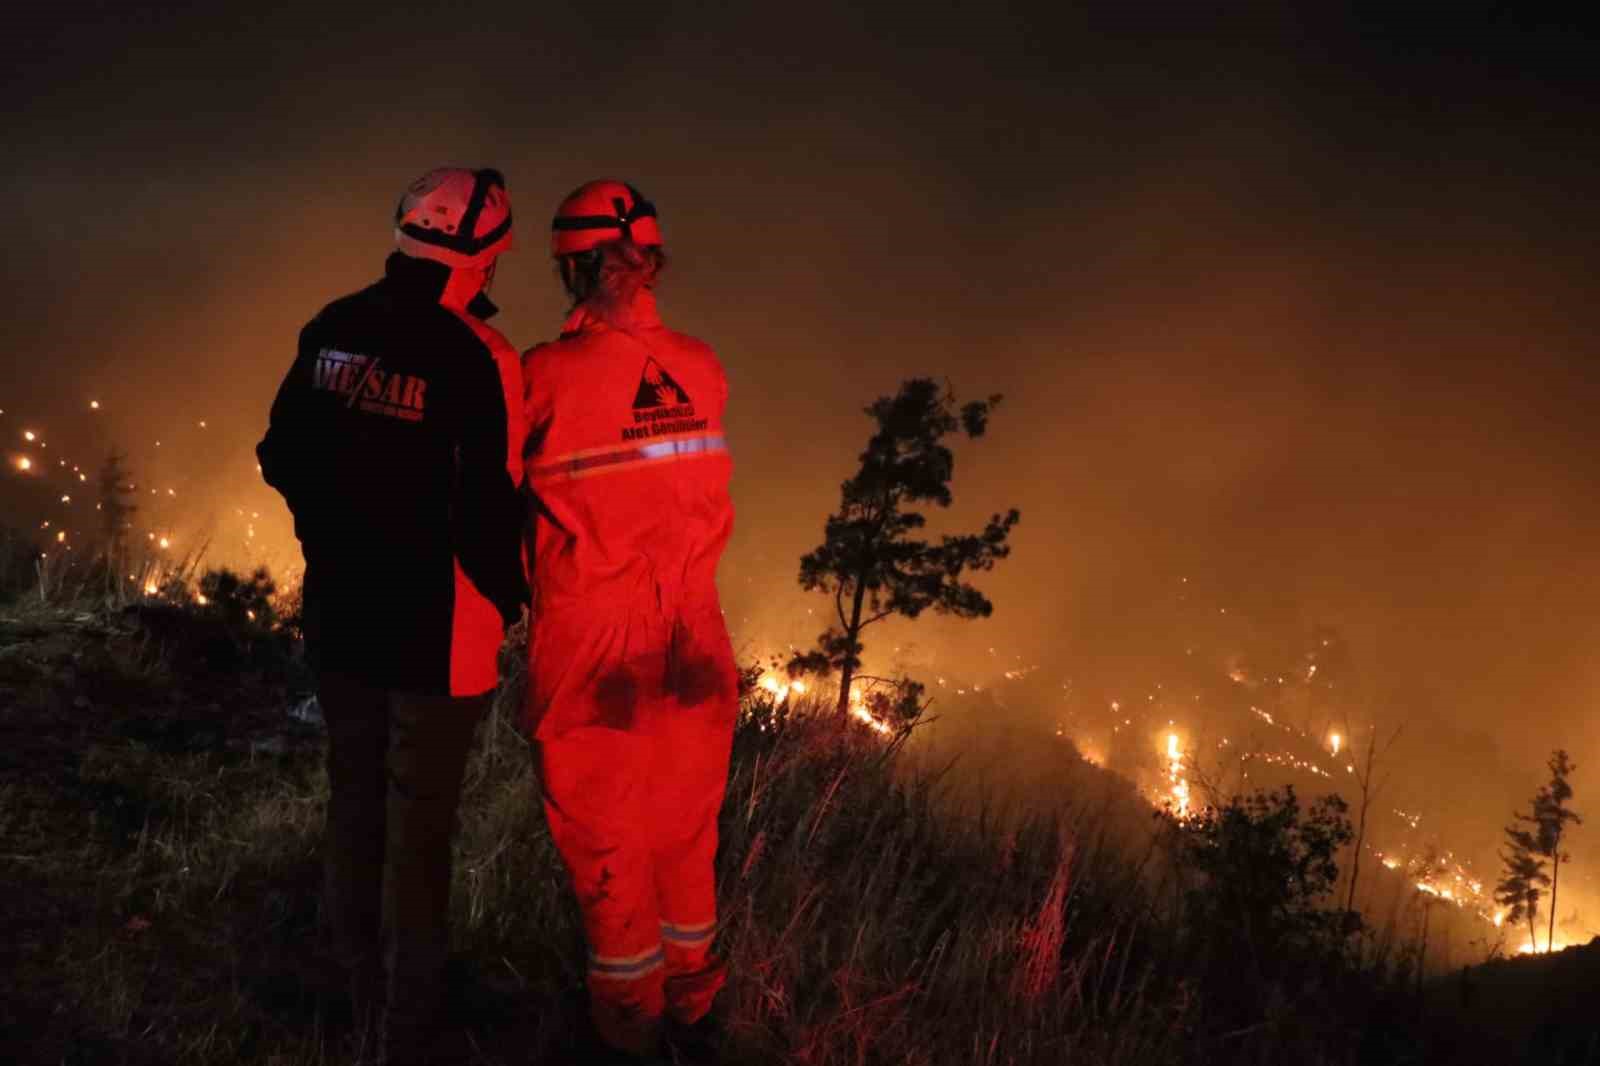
[257,167,528,1064]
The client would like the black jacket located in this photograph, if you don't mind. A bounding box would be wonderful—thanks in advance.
[258,253,529,696]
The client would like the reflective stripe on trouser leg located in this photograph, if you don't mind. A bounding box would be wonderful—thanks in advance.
[660,918,717,975]
[660,919,717,962]
[588,945,667,1053]
[660,917,725,1023]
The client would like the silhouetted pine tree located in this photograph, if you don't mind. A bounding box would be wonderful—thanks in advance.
[790,378,1019,715]
[1495,816,1549,953]
[1531,749,1580,952]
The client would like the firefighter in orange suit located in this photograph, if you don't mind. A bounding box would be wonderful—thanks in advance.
[522,181,737,1063]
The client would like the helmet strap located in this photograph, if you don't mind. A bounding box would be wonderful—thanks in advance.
[552,187,657,245]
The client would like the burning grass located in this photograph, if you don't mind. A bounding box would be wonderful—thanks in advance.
[0,594,1557,1065]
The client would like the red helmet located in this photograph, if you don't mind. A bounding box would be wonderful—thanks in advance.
[550,180,661,256]
[394,167,513,269]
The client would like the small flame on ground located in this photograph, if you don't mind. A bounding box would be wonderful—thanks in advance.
[756,671,892,735]
[849,686,892,735]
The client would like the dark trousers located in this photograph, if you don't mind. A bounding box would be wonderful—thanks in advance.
[319,672,487,1044]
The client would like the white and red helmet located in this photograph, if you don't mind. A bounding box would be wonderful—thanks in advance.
[550,179,661,257]
[394,167,513,269]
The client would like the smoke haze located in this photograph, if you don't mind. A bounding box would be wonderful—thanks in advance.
[5,2,1597,926]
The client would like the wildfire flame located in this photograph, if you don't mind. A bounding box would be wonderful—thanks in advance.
[1165,731,1191,818]
[848,685,893,734]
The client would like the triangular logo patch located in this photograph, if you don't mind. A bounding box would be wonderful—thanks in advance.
[633,357,692,410]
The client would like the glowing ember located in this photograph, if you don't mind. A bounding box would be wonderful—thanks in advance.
[1329,731,1342,755]
[23,430,36,441]
[16,457,32,471]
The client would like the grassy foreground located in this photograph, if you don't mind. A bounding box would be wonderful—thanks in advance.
[0,598,1538,1065]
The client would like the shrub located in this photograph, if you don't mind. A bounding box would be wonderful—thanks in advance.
[197,567,277,629]
[1160,786,1355,1039]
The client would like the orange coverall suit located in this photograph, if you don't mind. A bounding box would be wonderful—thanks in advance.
[522,289,737,1053]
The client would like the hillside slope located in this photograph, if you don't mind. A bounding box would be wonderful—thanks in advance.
[0,600,1583,1065]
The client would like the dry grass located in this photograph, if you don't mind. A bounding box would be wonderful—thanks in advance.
[0,602,1433,1065]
